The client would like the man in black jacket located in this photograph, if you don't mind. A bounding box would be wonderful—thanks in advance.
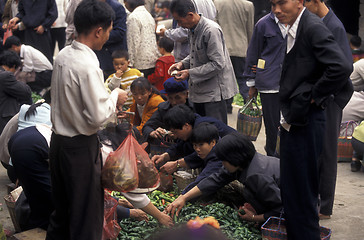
[0,50,32,134]
[271,0,353,239]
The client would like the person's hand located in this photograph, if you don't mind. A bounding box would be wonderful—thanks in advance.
[130,209,149,221]
[2,23,8,29]
[238,203,257,222]
[115,88,128,111]
[115,69,124,78]
[150,127,167,139]
[168,62,183,75]
[34,25,44,34]
[8,17,19,29]
[118,198,134,209]
[164,195,186,218]
[251,64,257,74]
[174,69,189,81]
[156,28,166,36]
[151,153,168,166]
[248,87,258,100]
[160,161,178,174]
[156,212,174,227]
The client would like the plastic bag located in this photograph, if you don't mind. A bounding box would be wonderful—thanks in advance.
[102,133,139,192]
[102,192,121,240]
[133,137,160,189]
[157,172,173,192]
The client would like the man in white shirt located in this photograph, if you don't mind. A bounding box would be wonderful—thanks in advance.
[4,35,53,94]
[46,1,128,240]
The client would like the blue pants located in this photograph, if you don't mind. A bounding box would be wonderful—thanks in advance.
[280,105,325,240]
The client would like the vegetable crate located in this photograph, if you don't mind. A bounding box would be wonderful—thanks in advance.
[261,217,331,240]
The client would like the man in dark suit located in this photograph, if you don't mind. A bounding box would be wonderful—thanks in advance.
[95,0,127,79]
[271,0,353,239]
[304,0,353,220]
[0,50,32,134]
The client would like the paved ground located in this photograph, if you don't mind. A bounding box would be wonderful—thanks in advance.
[0,105,363,239]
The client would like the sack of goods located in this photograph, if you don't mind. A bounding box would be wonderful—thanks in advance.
[102,132,160,193]
[237,97,262,141]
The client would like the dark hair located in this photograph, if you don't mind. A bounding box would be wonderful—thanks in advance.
[350,35,362,48]
[0,50,21,69]
[170,0,196,17]
[74,0,115,35]
[4,36,21,50]
[158,37,174,53]
[111,49,129,60]
[191,122,219,144]
[215,132,256,169]
[147,224,228,240]
[161,1,170,9]
[124,0,145,11]
[164,104,195,130]
[130,77,165,99]
[24,90,52,120]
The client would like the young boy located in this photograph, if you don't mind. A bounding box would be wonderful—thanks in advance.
[179,122,222,194]
[105,50,143,107]
[148,37,175,91]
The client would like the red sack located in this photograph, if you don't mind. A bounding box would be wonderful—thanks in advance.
[133,137,160,189]
[102,133,139,192]
[102,192,121,240]
[3,29,12,45]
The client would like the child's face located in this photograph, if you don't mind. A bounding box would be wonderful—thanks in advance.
[113,57,129,73]
[131,88,152,106]
[193,140,216,159]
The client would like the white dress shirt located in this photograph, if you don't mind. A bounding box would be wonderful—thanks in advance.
[51,40,119,137]
[20,45,53,72]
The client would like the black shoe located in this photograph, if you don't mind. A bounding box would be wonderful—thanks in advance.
[351,160,361,172]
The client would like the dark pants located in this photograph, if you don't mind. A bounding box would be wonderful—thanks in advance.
[194,100,228,124]
[8,127,53,230]
[230,56,248,100]
[141,68,155,79]
[50,27,66,54]
[46,133,103,240]
[318,100,342,216]
[260,93,280,156]
[352,137,364,159]
[24,29,53,63]
[280,105,325,240]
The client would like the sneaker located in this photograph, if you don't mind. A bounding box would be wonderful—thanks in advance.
[351,160,361,172]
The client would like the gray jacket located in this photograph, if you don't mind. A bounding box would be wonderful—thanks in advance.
[182,16,238,103]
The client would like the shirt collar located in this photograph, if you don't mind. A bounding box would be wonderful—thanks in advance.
[287,7,306,40]
[191,14,203,33]
[71,40,99,63]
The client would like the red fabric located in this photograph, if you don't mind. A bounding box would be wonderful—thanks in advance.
[148,55,175,91]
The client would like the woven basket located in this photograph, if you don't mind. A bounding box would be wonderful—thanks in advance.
[236,98,262,141]
[261,217,331,240]
[337,121,358,162]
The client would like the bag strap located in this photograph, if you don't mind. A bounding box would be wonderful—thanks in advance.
[239,97,255,114]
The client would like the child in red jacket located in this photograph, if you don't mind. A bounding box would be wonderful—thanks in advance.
[148,37,175,91]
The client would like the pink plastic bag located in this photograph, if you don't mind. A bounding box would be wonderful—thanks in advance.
[102,192,121,240]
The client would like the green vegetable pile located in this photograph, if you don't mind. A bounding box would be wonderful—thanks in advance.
[113,190,261,240]
[233,93,262,107]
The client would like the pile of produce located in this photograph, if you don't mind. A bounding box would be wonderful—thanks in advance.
[112,190,261,240]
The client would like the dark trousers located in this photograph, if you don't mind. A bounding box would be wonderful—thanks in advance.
[194,100,227,124]
[260,93,281,156]
[24,29,53,63]
[280,105,325,240]
[50,27,66,54]
[230,56,248,100]
[9,127,53,230]
[318,101,342,216]
[46,133,103,240]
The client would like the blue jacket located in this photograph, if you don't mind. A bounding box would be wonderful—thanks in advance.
[166,114,235,163]
[243,12,286,91]
[17,0,57,29]
[95,0,127,71]
[182,148,222,194]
